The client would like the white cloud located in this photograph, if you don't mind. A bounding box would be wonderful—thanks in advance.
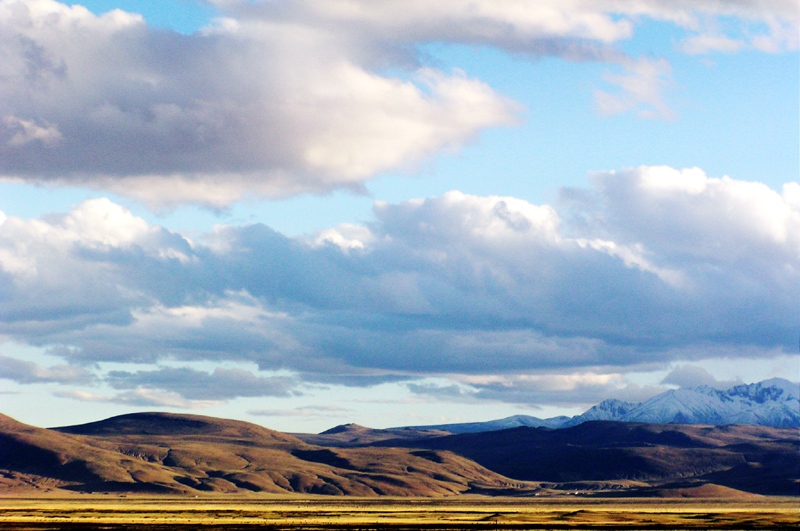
[782,181,800,210]
[108,389,221,409]
[606,0,799,54]
[595,57,675,119]
[0,167,796,403]
[248,405,351,418]
[0,354,94,384]
[681,33,745,54]
[55,388,221,409]
[2,116,62,147]
[297,66,519,180]
[661,364,743,390]
[410,371,667,408]
[456,372,625,391]
[52,389,110,402]
[574,238,683,286]
[59,198,153,247]
[106,365,299,400]
[214,0,635,49]
[313,223,375,251]
[221,0,798,55]
[0,0,519,207]
[587,166,800,262]
[0,1,794,206]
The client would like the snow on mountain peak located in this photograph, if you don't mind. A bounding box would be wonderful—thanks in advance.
[727,378,799,403]
[568,378,800,428]
[399,378,800,433]
[583,398,637,419]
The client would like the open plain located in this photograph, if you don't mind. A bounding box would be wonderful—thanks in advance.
[0,496,798,530]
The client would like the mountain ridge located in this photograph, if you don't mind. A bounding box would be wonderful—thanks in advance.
[0,411,797,497]
[394,378,800,434]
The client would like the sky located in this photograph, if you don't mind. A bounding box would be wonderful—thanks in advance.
[0,0,798,433]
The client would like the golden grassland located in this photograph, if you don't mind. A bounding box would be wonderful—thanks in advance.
[0,495,797,529]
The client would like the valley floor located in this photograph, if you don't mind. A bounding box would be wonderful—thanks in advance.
[0,496,797,530]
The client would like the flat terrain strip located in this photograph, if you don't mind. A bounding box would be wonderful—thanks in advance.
[0,497,797,530]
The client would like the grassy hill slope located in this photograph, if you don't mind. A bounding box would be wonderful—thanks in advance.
[0,413,531,496]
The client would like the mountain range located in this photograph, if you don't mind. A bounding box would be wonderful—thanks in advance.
[398,378,800,434]
[0,412,796,498]
[0,378,797,498]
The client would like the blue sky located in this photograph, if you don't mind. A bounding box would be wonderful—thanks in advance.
[0,0,797,432]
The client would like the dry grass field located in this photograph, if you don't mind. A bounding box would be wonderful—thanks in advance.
[0,495,797,530]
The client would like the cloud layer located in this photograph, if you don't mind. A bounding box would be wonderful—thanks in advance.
[0,166,796,404]
[1,0,796,207]
[1,1,796,410]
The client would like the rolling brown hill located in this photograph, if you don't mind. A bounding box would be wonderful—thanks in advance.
[1,413,797,497]
[0,412,532,496]
[366,421,800,496]
[0,413,198,494]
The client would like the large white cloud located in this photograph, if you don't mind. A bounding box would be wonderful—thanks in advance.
[1,0,795,207]
[0,167,796,403]
[0,0,519,206]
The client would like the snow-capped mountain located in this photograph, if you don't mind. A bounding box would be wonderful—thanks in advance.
[613,378,800,427]
[561,398,638,427]
[399,378,800,432]
[404,414,570,434]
